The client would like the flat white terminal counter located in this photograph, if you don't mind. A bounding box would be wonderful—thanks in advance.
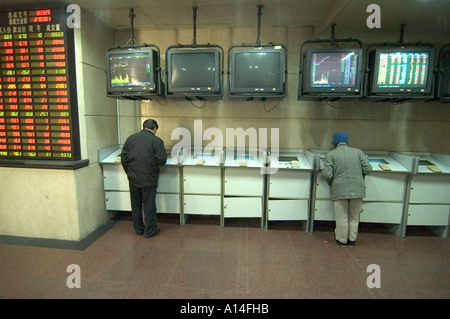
[265,149,314,230]
[98,146,449,236]
[180,148,223,225]
[403,152,450,238]
[223,148,266,228]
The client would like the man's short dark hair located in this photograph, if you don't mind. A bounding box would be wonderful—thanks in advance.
[143,119,158,130]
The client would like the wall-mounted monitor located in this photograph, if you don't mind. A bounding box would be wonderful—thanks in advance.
[437,48,450,100]
[106,48,160,98]
[229,46,286,97]
[301,48,363,95]
[368,47,435,96]
[166,48,221,96]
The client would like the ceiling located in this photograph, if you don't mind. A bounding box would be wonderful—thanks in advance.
[3,0,450,41]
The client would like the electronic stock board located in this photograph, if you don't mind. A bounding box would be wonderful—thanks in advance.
[0,7,85,168]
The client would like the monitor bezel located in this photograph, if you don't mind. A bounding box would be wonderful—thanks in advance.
[437,47,450,100]
[301,48,364,94]
[229,47,286,96]
[369,47,435,95]
[166,48,221,95]
[106,48,158,94]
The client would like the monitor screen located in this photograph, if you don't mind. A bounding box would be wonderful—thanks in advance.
[279,156,299,162]
[370,48,435,95]
[167,48,220,94]
[234,154,255,161]
[230,47,285,95]
[302,48,363,94]
[418,159,435,166]
[106,49,157,94]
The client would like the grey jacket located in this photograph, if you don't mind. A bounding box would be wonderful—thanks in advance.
[322,143,372,200]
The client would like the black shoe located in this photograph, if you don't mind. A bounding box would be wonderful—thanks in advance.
[347,240,356,247]
[145,229,160,238]
[334,236,347,247]
[135,230,144,235]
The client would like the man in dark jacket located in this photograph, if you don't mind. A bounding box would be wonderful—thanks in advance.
[121,119,167,238]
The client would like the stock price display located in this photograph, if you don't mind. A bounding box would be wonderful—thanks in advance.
[0,7,80,162]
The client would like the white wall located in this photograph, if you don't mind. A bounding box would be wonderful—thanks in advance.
[114,26,450,155]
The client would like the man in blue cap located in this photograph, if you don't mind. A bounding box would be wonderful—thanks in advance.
[322,131,372,246]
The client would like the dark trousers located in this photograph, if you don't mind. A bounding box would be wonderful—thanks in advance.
[129,183,158,235]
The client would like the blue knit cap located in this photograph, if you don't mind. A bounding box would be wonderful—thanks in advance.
[332,131,348,147]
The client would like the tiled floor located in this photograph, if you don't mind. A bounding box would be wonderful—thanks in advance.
[0,213,449,299]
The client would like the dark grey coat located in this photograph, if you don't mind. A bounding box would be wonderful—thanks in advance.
[121,129,167,188]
